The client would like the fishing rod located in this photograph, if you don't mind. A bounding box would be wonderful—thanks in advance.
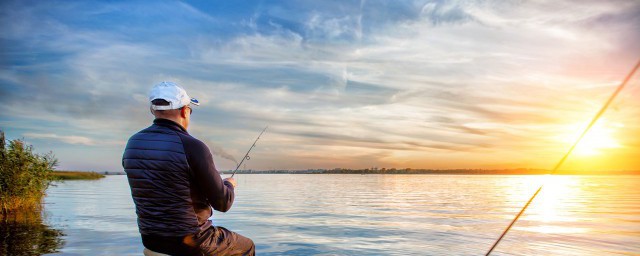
[230,126,268,178]
[485,59,640,255]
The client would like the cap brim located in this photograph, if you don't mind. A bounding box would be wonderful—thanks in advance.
[190,98,200,106]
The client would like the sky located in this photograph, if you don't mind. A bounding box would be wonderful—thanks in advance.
[1,0,639,172]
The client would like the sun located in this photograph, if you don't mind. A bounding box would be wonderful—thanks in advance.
[570,121,621,156]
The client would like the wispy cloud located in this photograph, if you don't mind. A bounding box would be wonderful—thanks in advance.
[24,133,96,146]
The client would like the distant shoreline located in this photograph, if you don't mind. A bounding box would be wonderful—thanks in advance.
[97,169,640,175]
[52,171,105,180]
[222,169,640,175]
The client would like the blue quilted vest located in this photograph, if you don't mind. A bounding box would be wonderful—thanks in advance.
[123,123,199,237]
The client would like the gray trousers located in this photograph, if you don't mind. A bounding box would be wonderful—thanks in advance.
[196,226,255,256]
[142,226,255,256]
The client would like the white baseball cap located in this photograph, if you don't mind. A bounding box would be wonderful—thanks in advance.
[149,81,200,110]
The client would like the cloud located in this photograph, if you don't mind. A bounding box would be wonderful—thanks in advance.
[23,133,96,146]
[1,0,639,171]
[419,1,475,25]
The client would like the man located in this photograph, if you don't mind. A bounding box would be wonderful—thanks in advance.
[123,81,255,256]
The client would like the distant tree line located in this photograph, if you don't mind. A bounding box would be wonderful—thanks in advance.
[223,168,639,175]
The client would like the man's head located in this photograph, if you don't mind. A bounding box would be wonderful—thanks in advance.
[148,81,199,129]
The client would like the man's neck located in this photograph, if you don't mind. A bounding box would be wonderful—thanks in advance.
[154,118,187,131]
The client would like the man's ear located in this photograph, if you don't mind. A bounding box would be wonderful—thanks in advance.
[180,107,188,118]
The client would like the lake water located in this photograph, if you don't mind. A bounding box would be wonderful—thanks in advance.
[41,174,640,255]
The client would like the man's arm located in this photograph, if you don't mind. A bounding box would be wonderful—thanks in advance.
[183,137,235,212]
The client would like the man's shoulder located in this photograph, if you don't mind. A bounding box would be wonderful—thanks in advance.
[126,124,184,145]
[176,133,209,152]
[126,125,153,140]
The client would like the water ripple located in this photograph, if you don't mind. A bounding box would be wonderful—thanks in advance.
[43,175,640,255]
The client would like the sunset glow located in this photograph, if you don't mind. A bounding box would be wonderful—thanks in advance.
[565,121,622,157]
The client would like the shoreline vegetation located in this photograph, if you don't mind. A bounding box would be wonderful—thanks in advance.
[1,131,77,254]
[1,131,56,215]
[51,171,105,180]
[1,131,106,214]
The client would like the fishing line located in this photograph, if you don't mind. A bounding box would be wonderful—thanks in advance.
[485,59,640,256]
[230,126,268,178]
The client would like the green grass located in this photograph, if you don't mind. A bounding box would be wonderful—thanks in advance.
[51,171,104,180]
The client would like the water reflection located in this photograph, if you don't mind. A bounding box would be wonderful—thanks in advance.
[39,175,640,255]
[0,210,64,255]
[491,175,640,255]
[498,175,589,234]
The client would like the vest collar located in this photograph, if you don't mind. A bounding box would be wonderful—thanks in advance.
[153,118,188,133]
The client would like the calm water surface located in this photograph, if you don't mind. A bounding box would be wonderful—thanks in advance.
[43,175,640,255]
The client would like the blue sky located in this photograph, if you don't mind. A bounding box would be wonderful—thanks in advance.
[1,0,639,172]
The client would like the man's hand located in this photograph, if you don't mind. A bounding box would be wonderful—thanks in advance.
[223,177,236,188]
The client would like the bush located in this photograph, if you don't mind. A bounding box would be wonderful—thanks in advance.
[0,131,58,214]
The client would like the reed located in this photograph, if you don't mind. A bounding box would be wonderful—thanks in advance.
[0,131,57,215]
[51,171,104,180]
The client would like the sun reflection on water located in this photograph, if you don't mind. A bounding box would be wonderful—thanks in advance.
[510,175,589,234]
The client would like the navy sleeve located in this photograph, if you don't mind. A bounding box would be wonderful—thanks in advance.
[180,135,235,212]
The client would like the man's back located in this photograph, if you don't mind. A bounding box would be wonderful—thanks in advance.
[123,120,203,237]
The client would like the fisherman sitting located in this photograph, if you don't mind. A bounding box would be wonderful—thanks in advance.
[123,81,255,255]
